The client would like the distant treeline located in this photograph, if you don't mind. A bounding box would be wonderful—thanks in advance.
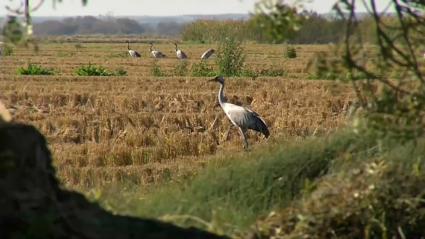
[26,13,378,44]
[182,13,377,44]
[34,16,184,36]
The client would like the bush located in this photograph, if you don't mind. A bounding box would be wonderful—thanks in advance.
[191,61,216,77]
[1,44,14,56]
[17,64,54,75]
[216,37,245,76]
[76,64,123,76]
[173,61,189,77]
[151,60,165,77]
[284,46,297,58]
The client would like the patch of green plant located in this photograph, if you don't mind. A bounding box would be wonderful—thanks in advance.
[173,61,189,76]
[17,64,54,75]
[307,51,346,80]
[255,136,425,238]
[216,36,245,76]
[93,129,379,235]
[284,46,297,58]
[151,60,166,77]
[1,44,14,56]
[191,61,216,77]
[115,68,128,76]
[76,64,114,76]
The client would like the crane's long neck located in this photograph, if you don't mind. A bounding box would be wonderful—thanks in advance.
[218,83,226,106]
[127,42,130,50]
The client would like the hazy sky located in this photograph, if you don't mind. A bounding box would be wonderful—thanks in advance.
[0,0,393,17]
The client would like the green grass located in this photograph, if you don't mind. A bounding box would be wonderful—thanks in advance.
[90,130,378,235]
[76,64,127,76]
[89,126,425,238]
[17,64,55,75]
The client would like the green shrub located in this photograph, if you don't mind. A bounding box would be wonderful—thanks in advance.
[285,46,297,58]
[76,64,114,76]
[173,61,189,76]
[17,64,54,75]
[1,44,14,56]
[94,130,379,235]
[151,60,165,77]
[190,61,216,77]
[216,37,245,76]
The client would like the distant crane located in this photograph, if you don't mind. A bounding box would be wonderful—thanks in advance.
[126,40,141,58]
[174,43,188,59]
[150,42,166,58]
[201,48,215,60]
[209,76,269,149]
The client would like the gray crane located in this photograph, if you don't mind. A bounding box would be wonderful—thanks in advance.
[174,43,188,59]
[149,42,166,58]
[126,40,141,58]
[209,76,269,149]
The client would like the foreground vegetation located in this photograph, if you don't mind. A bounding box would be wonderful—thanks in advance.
[92,125,425,238]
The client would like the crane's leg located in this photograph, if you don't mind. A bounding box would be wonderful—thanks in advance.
[238,127,248,149]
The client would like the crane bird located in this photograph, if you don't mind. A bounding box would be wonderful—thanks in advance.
[209,76,269,149]
[126,40,141,58]
[174,43,188,59]
[149,43,166,58]
[201,48,215,60]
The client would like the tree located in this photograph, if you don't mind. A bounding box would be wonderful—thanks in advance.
[334,0,425,140]
[2,0,88,44]
[252,0,305,43]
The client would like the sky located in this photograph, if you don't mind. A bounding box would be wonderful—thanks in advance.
[0,0,393,17]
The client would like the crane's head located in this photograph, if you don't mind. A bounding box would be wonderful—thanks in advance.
[209,76,224,85]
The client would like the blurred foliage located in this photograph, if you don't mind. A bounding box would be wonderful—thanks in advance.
[2,0,88,46]
[251,0,305,43]
[151,60,166,77]
[173,61,189,77]
[1,44,14,56]
[335,0,425,141]
[190,61,216,77]
[216,37,245,76]
[255,134,425,238]
[284,45,297,59]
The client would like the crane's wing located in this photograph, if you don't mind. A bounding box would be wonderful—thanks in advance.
[245,108,270,138]
[224,104,270,138]
[134,51,141,57]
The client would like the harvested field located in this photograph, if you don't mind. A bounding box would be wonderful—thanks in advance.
[0,40,355,188]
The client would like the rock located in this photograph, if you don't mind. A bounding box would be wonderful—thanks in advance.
[0,123,228,239]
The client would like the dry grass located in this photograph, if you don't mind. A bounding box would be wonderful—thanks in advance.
[0,38,355,188]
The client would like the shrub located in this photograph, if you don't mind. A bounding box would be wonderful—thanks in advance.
[17,64,54,75]
[1,44,14,56]
[173,61,189,76]
[191,61,216,77]
[151,60,165,77]
[284,46,297,58]
[76,64,113,76]
[216,37,245,76]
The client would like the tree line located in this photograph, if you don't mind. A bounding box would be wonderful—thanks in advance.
[182,12,378,44]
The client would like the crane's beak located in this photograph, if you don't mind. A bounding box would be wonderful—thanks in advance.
[208,78,217,82]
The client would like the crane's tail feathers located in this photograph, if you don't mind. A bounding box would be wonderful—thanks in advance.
[254,115,270,138]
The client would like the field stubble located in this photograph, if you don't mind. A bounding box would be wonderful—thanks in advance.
[0,42,355,188]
